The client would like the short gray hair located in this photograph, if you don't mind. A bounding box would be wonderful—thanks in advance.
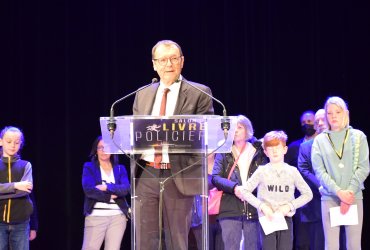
[237,115,254,141]
[151,40,183,59]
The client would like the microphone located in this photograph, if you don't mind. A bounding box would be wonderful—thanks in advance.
[182,79,230,138]
[107,78,159,138]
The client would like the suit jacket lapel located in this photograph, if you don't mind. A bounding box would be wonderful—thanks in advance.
[173,79,189,115]
[142,83,159,115]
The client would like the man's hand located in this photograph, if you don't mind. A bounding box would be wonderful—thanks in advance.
[14,181,33,193]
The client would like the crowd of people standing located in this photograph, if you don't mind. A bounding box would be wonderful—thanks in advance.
[1,39,369,250]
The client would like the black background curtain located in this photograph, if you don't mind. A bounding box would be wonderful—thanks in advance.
[2,0,370,249]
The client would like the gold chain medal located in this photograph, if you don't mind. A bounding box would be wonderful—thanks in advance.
[326,129,349,169]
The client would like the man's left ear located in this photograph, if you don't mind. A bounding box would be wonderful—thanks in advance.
[283,146,288,154]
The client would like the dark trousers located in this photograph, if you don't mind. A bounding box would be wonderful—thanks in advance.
[293,211,312,250]
[261,217,293,250]
[134,166,194,250]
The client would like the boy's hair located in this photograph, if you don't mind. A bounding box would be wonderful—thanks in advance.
[324,96,350,130]
[263,130,288,148]
[237,115,254,141]
[0,126,25,157]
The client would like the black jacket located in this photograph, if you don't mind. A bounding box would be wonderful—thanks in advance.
[0,156,33,223]
[212,139,268,220]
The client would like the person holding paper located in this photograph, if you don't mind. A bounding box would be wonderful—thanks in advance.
[311,96,370,250]
[235,130,313,250]
[212,115,268,250]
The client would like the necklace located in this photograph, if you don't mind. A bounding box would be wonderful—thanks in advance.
[326,129,349,168]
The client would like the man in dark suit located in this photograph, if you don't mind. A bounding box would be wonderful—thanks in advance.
[285,110,316,250]
[286,110,316,168]
[132,40,214,250]
[297,109,326,250]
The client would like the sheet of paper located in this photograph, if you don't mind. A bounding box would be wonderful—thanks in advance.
[330,205,358,227]
[259,212,288,235]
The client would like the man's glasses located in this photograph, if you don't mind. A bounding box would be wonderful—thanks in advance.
[153,56,182,66]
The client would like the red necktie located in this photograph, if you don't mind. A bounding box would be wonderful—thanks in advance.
[154,88,170,164]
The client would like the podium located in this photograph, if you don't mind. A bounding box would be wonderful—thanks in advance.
[100,115,237,250]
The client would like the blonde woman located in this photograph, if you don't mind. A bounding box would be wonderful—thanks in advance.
[312,96,369,250]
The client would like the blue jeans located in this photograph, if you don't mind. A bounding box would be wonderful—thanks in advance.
[0,221,29,250]
[219,217,260,250]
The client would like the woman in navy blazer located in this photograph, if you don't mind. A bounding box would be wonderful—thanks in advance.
[81,136,130,250]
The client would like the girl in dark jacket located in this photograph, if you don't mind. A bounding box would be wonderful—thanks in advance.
[212,115,268,250]
[0,126,33,250]
[82,136,130,250]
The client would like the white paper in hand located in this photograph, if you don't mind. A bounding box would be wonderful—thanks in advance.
[259,212,288,235]
[330,205,358,227]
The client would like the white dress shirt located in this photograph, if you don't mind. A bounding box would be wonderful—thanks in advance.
[141,76,182,163]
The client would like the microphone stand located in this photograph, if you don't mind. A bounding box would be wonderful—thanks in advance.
[107,78,158,138]
[183,79,230,139]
